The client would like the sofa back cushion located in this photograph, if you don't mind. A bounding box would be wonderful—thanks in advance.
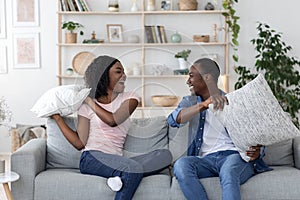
[263,139,294,166]
[46,117,81,169]
[123,116,168,158]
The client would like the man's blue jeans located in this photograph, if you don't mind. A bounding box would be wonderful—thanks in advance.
[173,150,255,200]
[80,149,172,200]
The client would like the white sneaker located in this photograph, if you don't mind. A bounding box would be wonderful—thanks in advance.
[107,176,123,191]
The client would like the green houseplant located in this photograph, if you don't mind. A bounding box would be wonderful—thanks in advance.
[175,49,191,69]
[235,22,300,127]
[222,0,240,63]
[174,49,191,61]
[62,21,84,43]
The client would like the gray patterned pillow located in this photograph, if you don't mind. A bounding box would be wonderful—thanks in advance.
[211,74,300,161]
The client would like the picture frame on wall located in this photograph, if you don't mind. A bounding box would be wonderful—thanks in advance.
[0,46,7,73]
[107,24,123,43]
[13,0,39,27]
[13,32,40,69]
[0,0,6,38]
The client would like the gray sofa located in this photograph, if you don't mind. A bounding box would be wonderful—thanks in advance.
[11,116,300,200]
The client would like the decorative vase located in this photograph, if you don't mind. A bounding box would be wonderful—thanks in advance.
[147,0,155,11]
[178,58,188,69]
[65,33,77,43]
[128,34,140,43]
[108,0,119,12]
[131,0,139,12]
[171,31,181,43]
[65,68,74,76]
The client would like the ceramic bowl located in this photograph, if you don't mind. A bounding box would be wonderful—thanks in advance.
[151,95,179,107]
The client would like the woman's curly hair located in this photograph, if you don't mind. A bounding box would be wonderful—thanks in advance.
[84,55,119,99]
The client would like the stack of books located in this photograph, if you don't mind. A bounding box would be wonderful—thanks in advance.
[145,25,168,43]
[60,0,90,12]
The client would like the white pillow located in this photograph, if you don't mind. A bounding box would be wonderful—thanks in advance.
[210,74,300,161]
[31,85,91,118]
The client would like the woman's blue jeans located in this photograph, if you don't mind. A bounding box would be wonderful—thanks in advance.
[80,149,172,200]
[173,150,255,200]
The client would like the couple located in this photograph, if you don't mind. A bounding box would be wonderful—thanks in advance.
[52,55,270,200]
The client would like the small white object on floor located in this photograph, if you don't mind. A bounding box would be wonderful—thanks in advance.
[107,176,123,191]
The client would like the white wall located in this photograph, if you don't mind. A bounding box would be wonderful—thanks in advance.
[1,0,300,153]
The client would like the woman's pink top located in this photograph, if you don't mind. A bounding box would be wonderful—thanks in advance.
[78,92,140,156]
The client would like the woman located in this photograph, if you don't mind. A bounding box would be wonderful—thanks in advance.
[51,55,172,200]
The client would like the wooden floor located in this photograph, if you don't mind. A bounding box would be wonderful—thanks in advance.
[0,154,11,200]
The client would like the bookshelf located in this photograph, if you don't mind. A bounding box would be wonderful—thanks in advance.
[57,0,229,117]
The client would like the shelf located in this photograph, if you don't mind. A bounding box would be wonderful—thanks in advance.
[57,42,228,47]
[57,10,228,15]
[57,0,230,111]
[57,43,143,47]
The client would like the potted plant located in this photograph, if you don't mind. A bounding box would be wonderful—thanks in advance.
[234,22,300,128]
[175,49,191,69]
[0,97,12,127]
[62,21,84,43]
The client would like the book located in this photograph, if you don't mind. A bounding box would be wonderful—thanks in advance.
[67,0,75,11]
[75,0,84,11]
[156,25,163,43]
[145,25,154,43]
[79,0,88,11]
[151,25,158,43]
[82,0,90,11]
[159,26,168,43]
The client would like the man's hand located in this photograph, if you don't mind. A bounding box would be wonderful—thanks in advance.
[247,144,262,161]
[210,95,229,111]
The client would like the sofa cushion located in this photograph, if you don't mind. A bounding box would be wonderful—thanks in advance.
[123,116,168,158]
[263,139,294,166]
[210,74,300,162]
[35,169,171,200]
[46,117,81,169]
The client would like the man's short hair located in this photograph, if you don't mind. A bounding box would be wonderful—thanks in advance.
[193,58,220,80]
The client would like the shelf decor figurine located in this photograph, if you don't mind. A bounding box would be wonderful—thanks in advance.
[83,31,104,44]
[205,2,215,10]
[62,21,84,43]
[174,49,191,69]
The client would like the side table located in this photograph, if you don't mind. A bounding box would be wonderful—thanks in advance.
[0,171,20,200]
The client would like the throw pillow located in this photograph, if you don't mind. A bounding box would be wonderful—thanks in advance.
[46,116,81,169]
[210,74,300,161]
[31,85,91,118]
[123,116,168,158]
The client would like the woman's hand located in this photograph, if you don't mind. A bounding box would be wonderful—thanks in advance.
[247,144,262,161]
[50,114,61,121]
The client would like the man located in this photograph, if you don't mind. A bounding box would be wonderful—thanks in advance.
[167,58,271,200]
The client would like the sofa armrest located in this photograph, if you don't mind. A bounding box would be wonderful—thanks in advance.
[11,138,47,200]
[293,136,300,169]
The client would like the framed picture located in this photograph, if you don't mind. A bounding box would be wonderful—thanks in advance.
[0,46,7,73]
[13,32,40,69]
[107,24,123,43]
[13,0,39,27]
[161,0,172,11]
[0,0,6,38]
